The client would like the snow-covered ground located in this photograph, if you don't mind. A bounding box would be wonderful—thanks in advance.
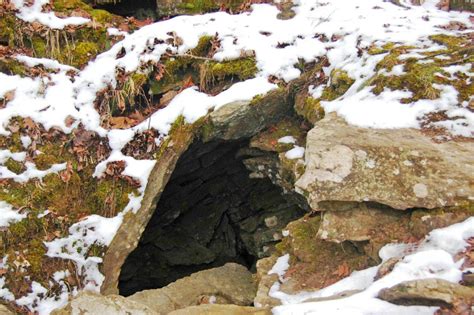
[270,217,474,314]
[0,0,473,313]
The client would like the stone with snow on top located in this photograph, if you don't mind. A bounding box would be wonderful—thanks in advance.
[378,278,474,308]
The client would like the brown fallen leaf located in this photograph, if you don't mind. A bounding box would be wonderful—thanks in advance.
[333,262,350,277]
[109,116,137,129]
[59,162,73,183]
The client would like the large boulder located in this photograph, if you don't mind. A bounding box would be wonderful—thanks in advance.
[127,263,257,314]
[296,113,474,210]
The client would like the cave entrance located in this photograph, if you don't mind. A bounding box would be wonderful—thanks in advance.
[93,0,158,20]
[118,138,306,296]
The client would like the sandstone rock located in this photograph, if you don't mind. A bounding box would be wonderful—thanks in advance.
[0,305,15,315]
[378,278,474,307]
[296,113,474,210]
[317,204,405,243]
[168,304,271,315]
[316,202,473,261]
[374,257,401,281]
[203,89,291,141]
[100,127,195,294]
[127,263,257,314]
[254,256,281,308]
[51,291,154,315]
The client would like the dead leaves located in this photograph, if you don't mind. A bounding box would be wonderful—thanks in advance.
[437,0,450,11]
[438,21,470,31]
[0,89,15,108]
[59,161,73,183]
[333,262,351,278]
[122,129,159,160]
[105,160,126,177]
[109,116,138,129]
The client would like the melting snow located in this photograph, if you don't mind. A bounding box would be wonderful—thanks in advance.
[0,0,473,312]
[0,201,27,227]
[270,217,474,315]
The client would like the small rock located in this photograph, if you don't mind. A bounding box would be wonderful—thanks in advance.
[378,278,474,308]
[462,272,474,287]
[374,257,401,281]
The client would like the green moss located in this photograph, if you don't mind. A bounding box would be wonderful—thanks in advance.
[429,34,467,49]
[176,0,220,14]
[0,132,23,152]
[0,15,16,47]
[52,0,89,12]
[250,117,307,153]
[191,35,214,57]
[368,42,396,56]
[0,59,29,76]
[26,239,47,274]
[208,58,257,81]
[70,41,100,68]
[370,61,446,101]
[4,158,25,174]
[31,36,48,57]
[34,153,62,170]
[199,119,215,142]
[53,0,114,23]
[321,69,355,101]
[297,97,325,124]
[89,9,114,24]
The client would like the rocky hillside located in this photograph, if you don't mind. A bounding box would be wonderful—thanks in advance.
[0,0,473,314]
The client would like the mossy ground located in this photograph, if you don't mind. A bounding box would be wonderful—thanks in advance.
[293,60,353,125]
[249,117,308,153]
[0,118,139,311]
[167,0,246,16]
[275,215,373,291]
[272,202,473,292]
[367,34,473,104]
[0,0,126,69]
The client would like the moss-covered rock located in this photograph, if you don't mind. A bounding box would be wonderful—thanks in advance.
[273,215,373,293]
[156,0,246,18]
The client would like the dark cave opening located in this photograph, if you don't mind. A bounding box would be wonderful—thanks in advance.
[118,138,306,296]
[93,0,158,20]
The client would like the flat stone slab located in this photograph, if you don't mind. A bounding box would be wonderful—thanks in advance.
[296,114,474,210]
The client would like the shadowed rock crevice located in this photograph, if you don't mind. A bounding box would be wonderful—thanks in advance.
[92,0,158,19]
[119,138,305,296]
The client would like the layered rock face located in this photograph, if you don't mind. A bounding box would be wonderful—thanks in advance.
[253,113,474,307]
[296,113,474,211]
[119,139,305,295]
